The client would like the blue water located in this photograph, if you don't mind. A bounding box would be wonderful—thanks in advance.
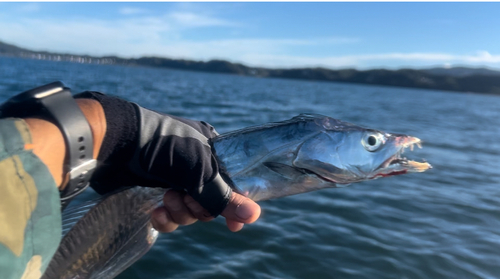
[2,56,500,279]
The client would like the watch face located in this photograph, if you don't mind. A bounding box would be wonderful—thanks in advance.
[0,81,66,118]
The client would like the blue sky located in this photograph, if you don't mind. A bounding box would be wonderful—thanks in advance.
[1,2,500,70]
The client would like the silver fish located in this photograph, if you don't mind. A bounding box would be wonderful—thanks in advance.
[212,114,430,201]
[42,114,430,279]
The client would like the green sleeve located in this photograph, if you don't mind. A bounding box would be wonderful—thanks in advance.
[0,118,61,279]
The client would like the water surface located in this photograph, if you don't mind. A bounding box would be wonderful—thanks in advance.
[1,57,499,279]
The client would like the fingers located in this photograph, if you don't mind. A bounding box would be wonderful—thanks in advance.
[151,190,213,233]
[222,192,261,223]
[183,194,214,222]
[151,207,178,233]
[221,192,261,232]
[225,219,245,232]
[162,190,198,226]
[152,191,261,233]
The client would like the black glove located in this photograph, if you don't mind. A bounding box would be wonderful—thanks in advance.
[75,92,232,217]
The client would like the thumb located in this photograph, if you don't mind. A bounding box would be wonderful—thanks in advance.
[220,192,261,232]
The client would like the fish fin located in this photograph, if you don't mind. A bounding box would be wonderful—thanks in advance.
[263,162,305,179]
[61,198,103,236]
[43,187,164,279]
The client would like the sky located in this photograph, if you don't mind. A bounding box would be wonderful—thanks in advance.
[1,2,500,70]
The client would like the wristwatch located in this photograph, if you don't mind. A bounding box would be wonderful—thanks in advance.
[0,81,97,210]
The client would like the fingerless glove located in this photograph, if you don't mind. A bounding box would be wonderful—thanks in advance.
[75,92,232,217]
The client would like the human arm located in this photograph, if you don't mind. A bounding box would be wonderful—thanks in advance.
[25,97,260,232]
[24,99,106,188]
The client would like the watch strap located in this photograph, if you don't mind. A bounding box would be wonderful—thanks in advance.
[0,81,97,209]
[38,88,96,208]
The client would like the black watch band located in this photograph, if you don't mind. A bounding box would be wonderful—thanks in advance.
[0,81,96,210]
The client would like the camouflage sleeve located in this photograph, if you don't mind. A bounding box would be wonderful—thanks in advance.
[0,118,61,279]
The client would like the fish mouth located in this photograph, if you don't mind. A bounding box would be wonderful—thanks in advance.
[371,136,432,179]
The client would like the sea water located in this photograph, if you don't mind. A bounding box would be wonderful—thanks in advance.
[1,56,500,279]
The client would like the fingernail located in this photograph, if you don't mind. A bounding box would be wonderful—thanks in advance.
[235,203,253,220]
[203,213,212,218]
[156,213,169,225]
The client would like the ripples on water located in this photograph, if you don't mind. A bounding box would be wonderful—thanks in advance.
[1,57,500,279]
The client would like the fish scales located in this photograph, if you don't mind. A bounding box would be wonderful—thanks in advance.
[212,114,347,201]
[212,115,323,176]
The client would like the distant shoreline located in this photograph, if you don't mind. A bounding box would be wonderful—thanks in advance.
[2,40,500,95]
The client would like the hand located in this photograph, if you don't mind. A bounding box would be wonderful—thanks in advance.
[151,191,261,232]
[23,87,259,233]
[75,92,250,218]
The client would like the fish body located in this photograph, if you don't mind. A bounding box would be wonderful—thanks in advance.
[213,114,430,201]
[43,114,430,279]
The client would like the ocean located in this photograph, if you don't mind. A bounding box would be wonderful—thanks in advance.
[1,56,500,279]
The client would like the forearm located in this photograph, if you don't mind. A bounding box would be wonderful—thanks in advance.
[24,99,106,189]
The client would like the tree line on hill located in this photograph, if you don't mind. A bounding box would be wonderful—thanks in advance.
[1,40,500,95]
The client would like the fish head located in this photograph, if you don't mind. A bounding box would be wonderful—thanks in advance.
[293,116,431,185]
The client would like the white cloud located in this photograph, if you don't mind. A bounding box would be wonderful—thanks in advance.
[466,51,500,63]
[233,52,500,69]
[0,17,172,56]
[0,13,355,59]
[1,11,499,70]
[168,12,235,27]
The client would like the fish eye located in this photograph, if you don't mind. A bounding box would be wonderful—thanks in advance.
[368,136,377,146]
[362,133,384,152]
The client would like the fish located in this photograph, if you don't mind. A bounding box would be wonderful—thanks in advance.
[42,113,431,279]
[212,114,430,201]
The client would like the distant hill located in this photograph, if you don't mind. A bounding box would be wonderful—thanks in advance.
[0,40,25,54]
[423,67,500,77]
[1,40,500,95]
